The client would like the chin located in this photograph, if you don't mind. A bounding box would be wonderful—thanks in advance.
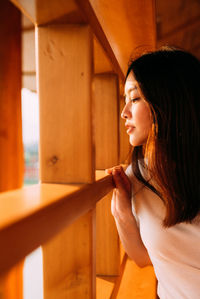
[129,135,147,147]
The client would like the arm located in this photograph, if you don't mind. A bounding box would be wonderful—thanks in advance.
[106,166,152,268]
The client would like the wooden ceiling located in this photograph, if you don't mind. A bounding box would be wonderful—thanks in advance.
[14,0,200,78]
[156,0,200,59]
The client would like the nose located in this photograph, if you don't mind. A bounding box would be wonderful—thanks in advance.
[121,103,131,119]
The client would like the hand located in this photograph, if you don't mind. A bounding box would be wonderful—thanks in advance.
[106,166,132,222]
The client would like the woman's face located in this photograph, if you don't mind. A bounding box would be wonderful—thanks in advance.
[121,72,153,146]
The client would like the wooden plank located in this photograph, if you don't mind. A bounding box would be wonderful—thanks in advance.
[93,74,119,169]
[119,96,132,164]
[75,0,124,79]
[0,175,113,276]
[0,1,23,297]
[0,0,23,192]
[110,254,128,299]
[37,24,96,299]
[37,25,94,184]
[96,191,120,276]
[93,73,120,276]
[10,0,79,25]
[116,258,156,299]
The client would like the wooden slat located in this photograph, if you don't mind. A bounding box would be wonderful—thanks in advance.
[119,96,132,164]
[93,74,119,169]
[93,73,120,276]
[0,175,113,276]
[0,1,23,297]
[37,24,95,299]
[96,191,120,276]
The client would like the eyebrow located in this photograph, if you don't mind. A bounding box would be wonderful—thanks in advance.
[123,86,137,97]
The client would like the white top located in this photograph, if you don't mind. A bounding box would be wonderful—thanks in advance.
[126,165,200,299]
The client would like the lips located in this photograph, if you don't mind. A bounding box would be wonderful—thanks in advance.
[126,126,134,134]
[125,123,135,134]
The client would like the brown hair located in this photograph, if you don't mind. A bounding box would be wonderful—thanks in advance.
[126,47,200,227]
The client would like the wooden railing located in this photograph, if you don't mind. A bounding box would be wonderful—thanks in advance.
[0,0,157,298]
[0,172,113,276]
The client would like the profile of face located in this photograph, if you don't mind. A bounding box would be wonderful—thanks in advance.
[121,72,153,146]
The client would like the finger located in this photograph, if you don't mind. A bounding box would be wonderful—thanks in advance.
[112,169,128,196]
[111,189,116,216]
[111,166,131,194]
[105,165,121,174]
[105,168,112,174]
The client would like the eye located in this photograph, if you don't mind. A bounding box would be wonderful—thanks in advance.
[131,97,140,103]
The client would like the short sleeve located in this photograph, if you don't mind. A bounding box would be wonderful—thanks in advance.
[125,164,140,227]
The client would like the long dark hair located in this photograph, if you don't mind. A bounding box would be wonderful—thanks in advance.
[126,47,200,227]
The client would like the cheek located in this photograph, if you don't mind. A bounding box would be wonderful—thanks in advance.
[132,103,152,128]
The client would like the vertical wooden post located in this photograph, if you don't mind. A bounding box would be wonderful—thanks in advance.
[0,0,23,298]
[36,24,95,298]
[93,74,120,276]
[119,92,131,165]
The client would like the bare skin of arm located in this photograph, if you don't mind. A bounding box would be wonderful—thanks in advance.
[106,165,152,268]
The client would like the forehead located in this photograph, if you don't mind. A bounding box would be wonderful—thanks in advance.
[124,72,139,95]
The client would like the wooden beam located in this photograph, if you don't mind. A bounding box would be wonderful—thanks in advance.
[75,0,124,79]
[0,0,23,192]
[93,73,119,169]
[119,95,132,164]
[10,0,80,25]
[0,1,23,298]
[88,0,156,75]
[36,24,95,298]
[37,25,95,184]
[93,73,120,276]
[0,174,113,277]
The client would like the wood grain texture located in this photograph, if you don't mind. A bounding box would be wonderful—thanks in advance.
[0,0,23,192]
[0,1,23,298]
[37,24,97,299]
[37,25,95,184]
[75,0,124,79]
[94,74,120,276]
[88,0,156,75]
[93,73,119,169]
[96,191,120,276]
[119,96,132,164]
[0,174,113,277]
[43,211,95,299]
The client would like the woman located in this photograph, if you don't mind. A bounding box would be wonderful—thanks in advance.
[106,47,200,299]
